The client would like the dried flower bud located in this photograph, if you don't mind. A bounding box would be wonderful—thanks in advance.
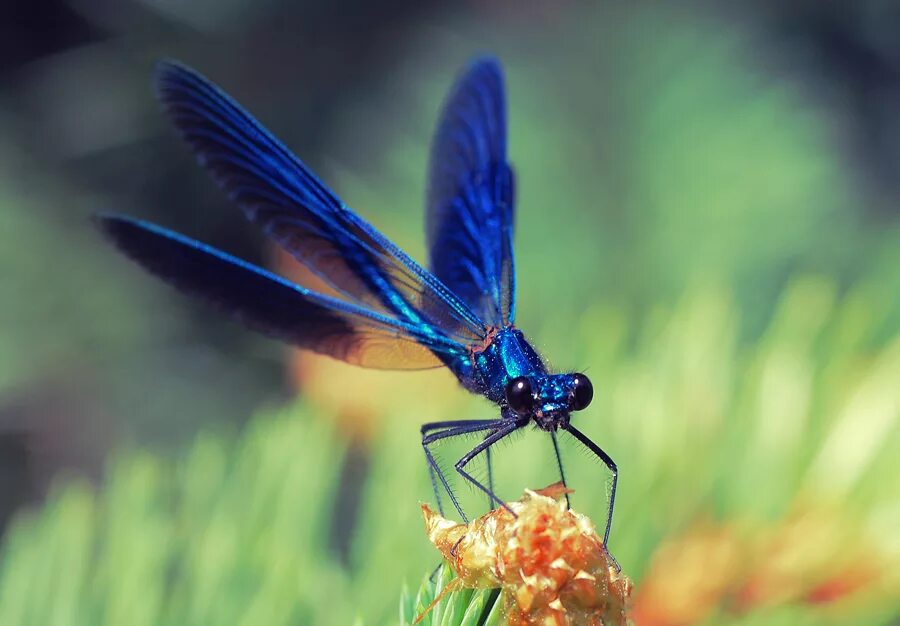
[422,483,632,625]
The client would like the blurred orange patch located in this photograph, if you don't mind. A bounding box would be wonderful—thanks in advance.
[631,504,893,626]
[276,248,464,443]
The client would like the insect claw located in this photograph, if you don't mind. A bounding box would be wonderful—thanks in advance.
[449,534,466,558]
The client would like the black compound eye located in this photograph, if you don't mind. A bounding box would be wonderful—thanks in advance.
[505,377,535,415]
[571,373,593,411]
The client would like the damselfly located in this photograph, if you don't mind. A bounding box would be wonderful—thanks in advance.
[98,57,618,545]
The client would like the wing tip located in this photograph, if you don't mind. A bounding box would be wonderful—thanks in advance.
[152,58,216,109]
[466,54,503,79]
[94,214,189,266]
[153,57,194,82]
[93,213,154,260]
[93,211,131,240]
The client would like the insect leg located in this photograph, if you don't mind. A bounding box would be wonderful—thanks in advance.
[563,424,617,547]
[550,429,571,509]
[421,419,498,434]
[455,419,524,516]
[484,441,497,509]
[422,419,506,523]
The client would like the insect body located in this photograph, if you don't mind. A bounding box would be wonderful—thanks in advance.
[98,57,618,546]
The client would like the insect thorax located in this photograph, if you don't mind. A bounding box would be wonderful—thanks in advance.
[460,327,546,404]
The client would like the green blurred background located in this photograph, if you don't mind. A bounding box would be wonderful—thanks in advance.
[0,0,899,624]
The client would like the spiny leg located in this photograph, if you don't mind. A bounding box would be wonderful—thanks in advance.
[421,420,458,516]
[455,420,524,516]
[564,424,617,547]
[484,438,497,509]
[421,419,499,517]
[550,430,571,509]
[422,420,507,581]
[421,419,507,523]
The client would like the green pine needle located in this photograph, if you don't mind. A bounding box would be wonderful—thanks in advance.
[0,278,898,625]
[401,566,500,626]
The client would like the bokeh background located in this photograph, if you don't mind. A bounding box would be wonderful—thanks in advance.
[1,0,899,624]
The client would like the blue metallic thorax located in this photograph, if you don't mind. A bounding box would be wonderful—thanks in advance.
[448,326,546,404]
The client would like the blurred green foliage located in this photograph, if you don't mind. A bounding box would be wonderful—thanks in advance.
[329,4,900,342]
[0,277,897,625]
[2,1,900,625]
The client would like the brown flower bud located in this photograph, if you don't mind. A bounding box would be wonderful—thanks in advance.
[421,484,632,625]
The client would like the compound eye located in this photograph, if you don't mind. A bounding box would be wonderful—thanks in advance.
[505,377,535,415]
[571,373,593,411]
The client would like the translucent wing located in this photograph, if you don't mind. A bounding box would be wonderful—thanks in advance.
[98,215,464,369]
[426,57,515,327]
[155,60,486,346]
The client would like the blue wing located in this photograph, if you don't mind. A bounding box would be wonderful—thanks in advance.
[154,60,486,346]
[426,57,515,327]
[97,215,464,369]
